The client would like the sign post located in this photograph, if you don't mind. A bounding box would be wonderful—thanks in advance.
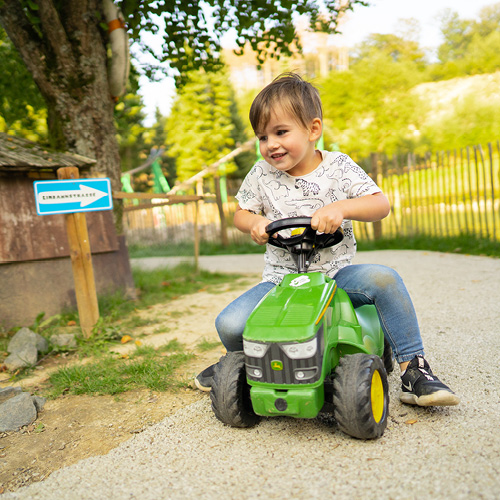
[34,169,113,338]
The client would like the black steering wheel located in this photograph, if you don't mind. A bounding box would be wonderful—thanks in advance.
[266,217,343,250]
[265,217,343,272]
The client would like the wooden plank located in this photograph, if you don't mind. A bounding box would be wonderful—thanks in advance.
[0,176,37,262]
[58,167,99,338]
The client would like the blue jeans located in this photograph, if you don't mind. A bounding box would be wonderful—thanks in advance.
[215,264,424,364]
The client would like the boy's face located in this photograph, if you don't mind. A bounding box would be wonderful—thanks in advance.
[256,107,322,176]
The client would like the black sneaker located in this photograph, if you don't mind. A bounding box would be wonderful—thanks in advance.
[195,364,216,392]
[400,356,460,406]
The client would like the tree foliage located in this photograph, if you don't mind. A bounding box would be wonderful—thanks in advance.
[0,28,47,141]
[167,67,243,182]
[114,65,153,173]
[121,0,368,84]
[320,33,428,158]
[432,3,500,79]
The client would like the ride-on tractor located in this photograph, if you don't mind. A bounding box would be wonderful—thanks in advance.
[210,217,394,439]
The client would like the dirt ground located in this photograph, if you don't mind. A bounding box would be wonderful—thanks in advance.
[0,276,259,495]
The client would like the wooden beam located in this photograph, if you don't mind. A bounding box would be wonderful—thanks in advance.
[113,191,204,202]
[168,138,256,195]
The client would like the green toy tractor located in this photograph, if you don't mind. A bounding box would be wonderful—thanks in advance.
[210,217,394,439]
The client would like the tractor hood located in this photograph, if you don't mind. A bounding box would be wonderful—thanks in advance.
[243,273,336,344]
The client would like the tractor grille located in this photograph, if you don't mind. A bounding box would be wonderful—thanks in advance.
[245,325,324,385]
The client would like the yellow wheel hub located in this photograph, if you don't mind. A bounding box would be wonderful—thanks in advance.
[371,370,385,423]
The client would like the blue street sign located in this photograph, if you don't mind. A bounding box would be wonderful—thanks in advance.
[33,178,113,215]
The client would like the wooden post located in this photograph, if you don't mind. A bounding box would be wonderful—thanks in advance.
[57,167,99,338]
[194,199,200,271]
[371,153,383,240]
[193,179,203,270]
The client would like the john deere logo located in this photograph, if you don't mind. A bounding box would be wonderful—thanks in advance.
[271,360,283,371]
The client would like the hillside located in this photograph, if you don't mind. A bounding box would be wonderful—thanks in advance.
[413,71,500,122]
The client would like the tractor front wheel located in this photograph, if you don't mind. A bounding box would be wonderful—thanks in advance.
[383,337,395,373]
[210,351,260,428]
[333,353,389,439]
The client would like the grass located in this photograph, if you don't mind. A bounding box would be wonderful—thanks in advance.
[47,341,194,397]
[357,234,500,258]
[196,337,223,352]
[128,240,265,258]
[129,234,500,259]
[132,263,238,305]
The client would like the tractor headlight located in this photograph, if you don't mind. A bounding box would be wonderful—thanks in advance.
[295,368,318,381]
[280,337,317,359]
[243,340,270,358]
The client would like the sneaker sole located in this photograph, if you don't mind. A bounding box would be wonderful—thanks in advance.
[194,378,212,392]
[400,390,460,407]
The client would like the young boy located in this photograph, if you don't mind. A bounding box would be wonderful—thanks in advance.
[196,73,459,407]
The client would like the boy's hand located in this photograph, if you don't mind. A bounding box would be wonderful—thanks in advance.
[250,217,272,245]
[311,204,344,234]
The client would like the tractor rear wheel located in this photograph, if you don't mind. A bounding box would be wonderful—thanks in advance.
[333,353,389,439]
[210,351,260,428]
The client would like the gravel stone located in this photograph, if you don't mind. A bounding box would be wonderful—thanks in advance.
[0,393,37,432]
[8,328,48,355]
[4,344,38,371]
[50,334,77,349]
[0,386,23,404]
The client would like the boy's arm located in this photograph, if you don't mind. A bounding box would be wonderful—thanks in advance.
[311,192,391,234]
[234,205,272,245]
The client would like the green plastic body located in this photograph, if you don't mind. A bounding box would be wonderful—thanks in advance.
[243,272,384,419]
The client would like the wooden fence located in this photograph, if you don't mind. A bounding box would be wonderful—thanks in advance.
[362,142,500,241]
[123,141,500,247]
[124,198,248,247]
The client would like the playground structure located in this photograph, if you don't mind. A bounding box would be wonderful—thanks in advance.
[117,139,257,262]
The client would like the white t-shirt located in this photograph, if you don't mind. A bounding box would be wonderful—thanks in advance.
[236,151,381,284]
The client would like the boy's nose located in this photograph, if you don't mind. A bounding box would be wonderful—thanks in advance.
[268,138,279,150]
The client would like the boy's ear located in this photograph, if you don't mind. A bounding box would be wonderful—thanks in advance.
[309,118,322,142]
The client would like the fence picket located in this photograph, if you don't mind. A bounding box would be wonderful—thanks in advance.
[488,143,497,240]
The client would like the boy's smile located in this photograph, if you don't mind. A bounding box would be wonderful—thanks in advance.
[257,109,322,177]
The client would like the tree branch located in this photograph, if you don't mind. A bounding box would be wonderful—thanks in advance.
[37,0,76,73]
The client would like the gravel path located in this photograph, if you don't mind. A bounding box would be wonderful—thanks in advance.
[6,251,500,500]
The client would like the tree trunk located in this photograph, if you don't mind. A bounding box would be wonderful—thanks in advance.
[0,0,123,232]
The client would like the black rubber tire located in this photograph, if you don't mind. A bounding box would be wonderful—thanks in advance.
[210,351,260,428]
[333,353,389,439]
[383,337,395,373]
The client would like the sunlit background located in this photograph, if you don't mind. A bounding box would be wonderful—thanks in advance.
[138,0,497,125]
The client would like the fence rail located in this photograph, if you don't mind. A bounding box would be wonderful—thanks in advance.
[123,141,500,247]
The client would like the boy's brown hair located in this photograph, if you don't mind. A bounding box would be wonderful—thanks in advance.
[249,73,323,135]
